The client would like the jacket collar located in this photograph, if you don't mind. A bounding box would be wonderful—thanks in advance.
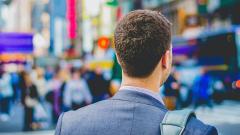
[119,86,165,105]
[110,89,167,111]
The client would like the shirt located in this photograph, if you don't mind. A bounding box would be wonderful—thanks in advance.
[119,86,165,105]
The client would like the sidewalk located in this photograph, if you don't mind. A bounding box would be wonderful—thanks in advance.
[0,130,54,135]
[0,102,53,133]
[195,101,240,135]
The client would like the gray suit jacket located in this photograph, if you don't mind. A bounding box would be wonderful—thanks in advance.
[55,90,218,135]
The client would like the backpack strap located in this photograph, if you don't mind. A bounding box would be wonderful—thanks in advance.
[160,110,196,135]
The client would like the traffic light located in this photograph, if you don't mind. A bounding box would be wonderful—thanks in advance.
[98,37,110,49]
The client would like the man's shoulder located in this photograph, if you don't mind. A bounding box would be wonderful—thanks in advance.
[56,98,166,135]
[57,99,144,135]
[63,100,110,120]
[56,100,110,134]
[56,95,218,135]
[184,116,218,135]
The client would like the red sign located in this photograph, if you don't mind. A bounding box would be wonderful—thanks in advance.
[67,0,77,39]
[98,37,110,49]
[236,80,240,89]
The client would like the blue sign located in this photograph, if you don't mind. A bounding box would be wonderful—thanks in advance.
[0,33,33,54]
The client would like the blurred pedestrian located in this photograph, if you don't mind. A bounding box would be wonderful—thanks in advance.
[34,68,47,101]
[192,69,213,109]
[20,71,39,131]
[0,71,13,121]
[212,79,225,104]
[46,67,62,124]
[64,68,92,110]
[163,73,182,110]
[45,66,54,81]
[58,68,70,112]
[32,67,48,128]
[10,71,20,102]
[87,67,110,103]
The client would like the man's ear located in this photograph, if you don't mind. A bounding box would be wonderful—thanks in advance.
[161,50,170,69]
[116,54,121,65]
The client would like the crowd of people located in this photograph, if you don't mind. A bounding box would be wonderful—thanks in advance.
[0,60,229,131]
[162,67,227,110]
[0,63,112,131]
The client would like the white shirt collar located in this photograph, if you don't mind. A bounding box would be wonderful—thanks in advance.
[119,86,165,105]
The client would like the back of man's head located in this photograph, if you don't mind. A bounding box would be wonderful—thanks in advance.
[114,10,171,78]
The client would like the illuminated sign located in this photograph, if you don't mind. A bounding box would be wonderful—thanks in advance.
[236,80,240,89]
[67,0,77,39]
[98,37,110,49]
[0,33,33,54]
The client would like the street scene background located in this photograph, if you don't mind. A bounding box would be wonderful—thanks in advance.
[0,0,240,134]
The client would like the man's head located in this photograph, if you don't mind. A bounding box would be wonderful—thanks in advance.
[114,10,172,85]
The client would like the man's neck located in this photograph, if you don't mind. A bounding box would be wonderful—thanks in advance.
[121,75,161,94]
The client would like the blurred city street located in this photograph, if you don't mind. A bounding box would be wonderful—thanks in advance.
[0,0,240,134]
[0,102,53,133]
[0,100,240,135]
[195,101,240,135]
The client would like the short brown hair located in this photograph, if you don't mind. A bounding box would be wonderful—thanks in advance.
[114,10,171,77]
